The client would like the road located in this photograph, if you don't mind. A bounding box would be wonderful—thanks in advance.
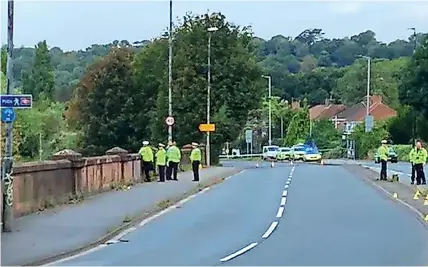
[52,162,428,266]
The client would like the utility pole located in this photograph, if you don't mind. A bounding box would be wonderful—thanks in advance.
[366,57,371,117]
[2,0,15,232]
[206,26,218,167]
[408,27,417,147]
[167,0,173,141]
[262,75,272,146]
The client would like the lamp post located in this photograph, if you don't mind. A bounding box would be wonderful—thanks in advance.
[358,55,371,117]
[167,0,173,141]
[206,26,218,167]
[408,27,417,147]
[262,75,272,146]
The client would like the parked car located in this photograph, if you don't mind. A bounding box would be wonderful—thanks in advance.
[374,147,398,163]
[303,147,322,162]
[262,145,279,160]
[291,146,307,161]
[277,147,291,161]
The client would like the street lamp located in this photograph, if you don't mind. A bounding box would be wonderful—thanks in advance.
[206,26,218,167]
[358,55,371,117]
[408,27,417,147]
[167,0,173,141]
[262,75,272,146]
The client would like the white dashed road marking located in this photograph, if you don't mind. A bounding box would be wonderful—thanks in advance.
[276,206,285,218]
[280,197,287,206]
[220,242,259,262]
[284,185,289,189]
[282,190,288,197]
[262,221,279,239]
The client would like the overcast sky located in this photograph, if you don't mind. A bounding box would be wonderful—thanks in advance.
[1,0,428,51]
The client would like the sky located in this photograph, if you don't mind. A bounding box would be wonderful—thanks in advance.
[0,0,428,51]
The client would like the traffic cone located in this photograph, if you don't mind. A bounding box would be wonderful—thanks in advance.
[320,159,324,166]
[199,164,202,170]
[413,191,420,200]
[424,195,428,206]
[256,163,259,168]
[271,161,274,168]
[393,192,398,198]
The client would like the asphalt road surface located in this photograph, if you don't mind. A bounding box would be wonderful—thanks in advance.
[53,162,428,266]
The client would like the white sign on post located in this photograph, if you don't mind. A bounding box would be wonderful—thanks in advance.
[165,116,175,126]
[245,130,253,143]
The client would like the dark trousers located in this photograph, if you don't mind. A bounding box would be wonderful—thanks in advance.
[411,163,416,184]
[167,162,179,180]
[192,161,200,181]
[158,165,166,182]
[142,161,152,182]
[415,163,426,185]
[380,160,387,180]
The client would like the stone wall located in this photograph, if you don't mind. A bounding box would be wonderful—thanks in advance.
[4,145,205,218]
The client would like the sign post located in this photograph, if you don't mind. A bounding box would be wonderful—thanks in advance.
[199,124,216,166]
[245,130,253,155]
[365,115,374,133]
[1,92,33,232]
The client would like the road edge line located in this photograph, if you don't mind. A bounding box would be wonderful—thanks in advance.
[261,221,279,239]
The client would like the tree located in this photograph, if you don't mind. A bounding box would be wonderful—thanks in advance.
[68,48,139,155]
[1,46,6,75]
[134,12,263,162]
[283,99,310,146]
[22,41,55,100]
[399,35,428,119]
[311,119,341,149]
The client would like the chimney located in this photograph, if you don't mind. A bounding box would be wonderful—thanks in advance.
[291,100,300,110]
[324,98,330,106]
[370,95,382,105]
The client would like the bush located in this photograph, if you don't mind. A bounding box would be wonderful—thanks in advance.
[322,146,346,159]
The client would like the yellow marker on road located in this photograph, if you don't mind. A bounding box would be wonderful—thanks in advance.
[393,193,398,198]
[424,199,428,206]
[413,191,421,200]
[424,214,428,222]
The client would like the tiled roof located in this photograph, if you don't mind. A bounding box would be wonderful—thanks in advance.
[336,96,397,121]
[309,104,346,120]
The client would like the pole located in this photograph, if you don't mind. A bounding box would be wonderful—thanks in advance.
[2,0,15,232]
[366,57,371,117]
[247,142,249,155]
[206,33,211,167]
[268,76,272,146]
[309,119,312,137]
[167,0,173,142]
[39,133,42,161]
[411,27,417,147]
[280,116,284,139]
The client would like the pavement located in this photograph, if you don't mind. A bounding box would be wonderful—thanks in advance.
[358,160,428,189]
[47,161,428,266]
[1,166,240,266]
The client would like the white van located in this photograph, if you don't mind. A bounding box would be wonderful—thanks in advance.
[262,145,279,160]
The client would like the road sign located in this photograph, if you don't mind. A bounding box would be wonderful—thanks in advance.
[1,108,16,123]
[365,115,374,132]
[199,123,215,132]
[0,94,33,109]
[165,116,175,126]
[245,129,253,143]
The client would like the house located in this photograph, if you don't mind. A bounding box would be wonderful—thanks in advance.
[309,95,397,133]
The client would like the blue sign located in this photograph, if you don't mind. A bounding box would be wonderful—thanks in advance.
[1,108,16,123]
[365,115,374,132]
[0,94,33,109]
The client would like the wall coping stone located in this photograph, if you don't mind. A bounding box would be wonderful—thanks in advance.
[106,147,128,156]
[14,160,72,174]
[51,149,82,161]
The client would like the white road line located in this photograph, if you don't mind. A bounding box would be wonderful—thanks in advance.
[284,185,289,189]
[282,190,288,197]
[280,197,287,206]
[276,206,285,218]
[262,221,279,239]
[220,242,258,262]
[285,181,290,185]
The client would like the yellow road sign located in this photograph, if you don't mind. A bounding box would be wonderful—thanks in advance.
[199,123,215,132]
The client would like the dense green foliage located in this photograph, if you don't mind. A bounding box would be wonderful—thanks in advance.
[2,12,428,161]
